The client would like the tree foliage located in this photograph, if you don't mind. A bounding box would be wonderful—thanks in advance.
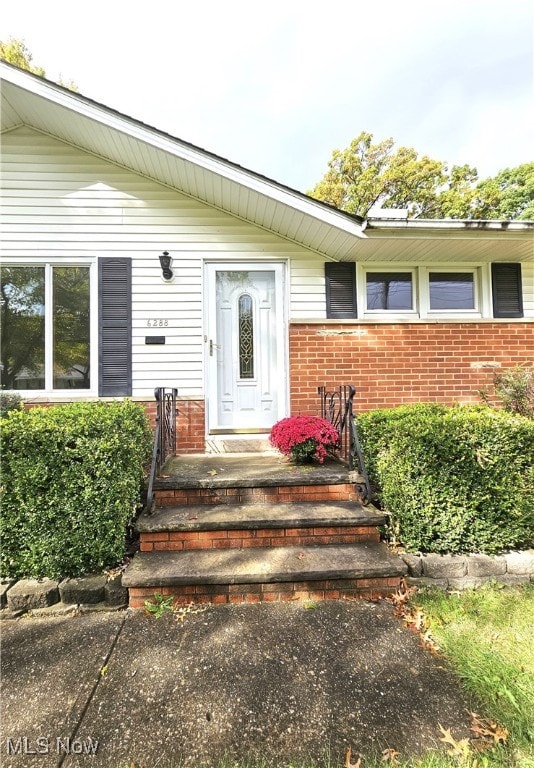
[0,38,45,76]
[472,163,534,220]
[309,131,533,220]
[0,37,78,90]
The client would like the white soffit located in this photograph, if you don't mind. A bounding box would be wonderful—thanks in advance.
[0,63,365,259]
[357,219,534,263]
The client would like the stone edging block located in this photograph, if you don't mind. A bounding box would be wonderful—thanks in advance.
[7,579,59,613]
[59,575,107,604]
[402,549,534,591]
[1,573,128,618]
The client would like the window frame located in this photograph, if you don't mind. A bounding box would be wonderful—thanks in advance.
[357,266,418,318]
[420,266,484,318]
[355,263,491,320]
[1,258,98,396]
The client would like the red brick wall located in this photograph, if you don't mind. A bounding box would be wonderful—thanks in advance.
[141,398,205,454]
[129,576,401,607]
[155,483,360,506]
[289,322,534,413]
[140,525,379,552]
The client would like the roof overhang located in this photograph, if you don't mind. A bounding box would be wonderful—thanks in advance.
[1,62,532,264]
[0,61,366,260]
[353,217,534,263]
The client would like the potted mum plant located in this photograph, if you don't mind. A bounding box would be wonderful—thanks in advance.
[269,415,340,464]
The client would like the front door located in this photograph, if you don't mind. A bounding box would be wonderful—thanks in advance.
[205,263,286,433]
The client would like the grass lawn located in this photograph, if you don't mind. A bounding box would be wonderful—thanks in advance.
[390,582,534,768]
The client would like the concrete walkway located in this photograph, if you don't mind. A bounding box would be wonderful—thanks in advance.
[0,601,473,768]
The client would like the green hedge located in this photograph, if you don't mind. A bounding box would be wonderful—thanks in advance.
[357,404,534,554]
[0,401,152,579]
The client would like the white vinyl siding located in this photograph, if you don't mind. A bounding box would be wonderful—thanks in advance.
[522,262,534,318]
[0,127,324,397]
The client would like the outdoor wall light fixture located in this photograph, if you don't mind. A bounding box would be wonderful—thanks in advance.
[159,251,174,281]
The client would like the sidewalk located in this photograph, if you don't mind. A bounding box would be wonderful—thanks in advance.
[1,600,473,768]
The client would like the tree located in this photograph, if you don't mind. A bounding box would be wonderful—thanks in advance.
[0,38,45,76]
[0,37,78,90]
[308,132,448,218]
[309,131,533,220]
[472,163,534,220]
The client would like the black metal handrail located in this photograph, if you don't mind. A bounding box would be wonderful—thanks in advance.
[318,384,371,502]
[146,387,178,512]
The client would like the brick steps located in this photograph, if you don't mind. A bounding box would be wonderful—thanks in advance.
[137,501,386,553]
[154,483,360,506]
[124,543,407,607]
[125,454,404,608]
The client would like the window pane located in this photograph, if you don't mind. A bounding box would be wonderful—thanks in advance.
[1,267,45,389]
[53,267,91,389]
[366,272,413,310]
[429,272,474,310]
[238,294,254,379]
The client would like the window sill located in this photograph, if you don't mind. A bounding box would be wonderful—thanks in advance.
[292,317,532,325]
[7,391,99,403]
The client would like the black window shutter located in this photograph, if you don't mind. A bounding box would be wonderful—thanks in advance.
[491,263,523,318]
[325,262,357,319]
[99,258,132,396]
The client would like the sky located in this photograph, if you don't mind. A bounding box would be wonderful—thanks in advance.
[1,0,533,193]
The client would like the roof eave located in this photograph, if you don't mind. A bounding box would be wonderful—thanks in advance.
[366,217,534,232]
[0,61,366,239]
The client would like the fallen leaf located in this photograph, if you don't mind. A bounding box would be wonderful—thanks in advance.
[345,747,361,768]
[207,469,218,476]
[382,747,400,764]
[469,712,508,746]
[402,606,425,632]
[388,577,414,611]
[438,724,471,758]
[100,664,108,677]
[421,629,441,654]
[296,552,306,560]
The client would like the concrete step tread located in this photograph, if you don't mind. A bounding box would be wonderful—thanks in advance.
[122,542,407,588]
[155,454,364,490]
[137,501,386,533]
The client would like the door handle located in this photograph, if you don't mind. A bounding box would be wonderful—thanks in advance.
[209,339,221,356]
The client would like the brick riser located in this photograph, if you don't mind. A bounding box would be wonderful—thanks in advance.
[129,576,402,608]
[140,525,380,552]
[155,483,361,506]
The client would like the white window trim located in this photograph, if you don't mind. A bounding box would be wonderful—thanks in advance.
[420,266,481,318]
[357,263,491,320]
[2,259,98,397]
[357,265,418,318]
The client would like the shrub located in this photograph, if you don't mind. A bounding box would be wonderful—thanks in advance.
[357,404,534,554]
[0,391,22,416]
[0,401,152,579]
[480,364,534,418]
[270,415,339,463]
[357,402,449,482]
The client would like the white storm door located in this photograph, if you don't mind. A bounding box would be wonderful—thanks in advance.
[205,264,286,433]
